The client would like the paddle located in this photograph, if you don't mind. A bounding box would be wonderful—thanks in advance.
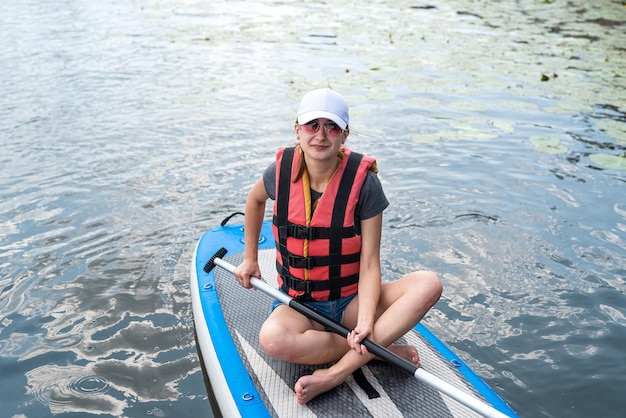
[204,250,511,418]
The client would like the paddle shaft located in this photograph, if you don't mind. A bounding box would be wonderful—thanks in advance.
[213,257,510,418]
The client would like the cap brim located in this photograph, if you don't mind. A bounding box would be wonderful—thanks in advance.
[297,111,348,130]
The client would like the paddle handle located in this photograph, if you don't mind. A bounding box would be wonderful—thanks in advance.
[213,257,510,418]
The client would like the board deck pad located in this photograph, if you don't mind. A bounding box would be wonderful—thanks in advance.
[192,222,516,417]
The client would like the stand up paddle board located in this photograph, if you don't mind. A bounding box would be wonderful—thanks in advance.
[190,215,517,417]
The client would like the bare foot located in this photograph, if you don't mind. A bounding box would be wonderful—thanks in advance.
[294,369,343,405]
[294,345,420,405]
[388,344,421,367]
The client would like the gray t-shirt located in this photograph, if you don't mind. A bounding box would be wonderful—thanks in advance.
[262,160,389,223]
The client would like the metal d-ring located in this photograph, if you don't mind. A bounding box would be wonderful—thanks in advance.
[239,235,266,245]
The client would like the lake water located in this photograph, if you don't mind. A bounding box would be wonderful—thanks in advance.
[1,1,625,417]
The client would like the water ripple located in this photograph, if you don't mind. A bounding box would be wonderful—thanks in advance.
[26,365,123,416]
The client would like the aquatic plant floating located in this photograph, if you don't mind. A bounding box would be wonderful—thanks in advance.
[589,153,626,170]
[596,119,626,145]
[530,136,568,154]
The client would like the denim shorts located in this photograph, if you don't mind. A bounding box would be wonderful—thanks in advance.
[270,289,357,324]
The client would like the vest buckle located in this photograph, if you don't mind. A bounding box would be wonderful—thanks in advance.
[282,275,313,294]
[288,254,315,270]
[293,225,315,240]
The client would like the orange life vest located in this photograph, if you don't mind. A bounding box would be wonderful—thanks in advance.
[272,146,376,302]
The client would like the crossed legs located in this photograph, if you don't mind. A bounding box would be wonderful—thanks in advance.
[258,270,442,405]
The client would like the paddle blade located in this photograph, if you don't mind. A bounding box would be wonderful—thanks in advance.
[203,248,228,273]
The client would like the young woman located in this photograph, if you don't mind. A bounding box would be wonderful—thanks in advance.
[234,88,442,405]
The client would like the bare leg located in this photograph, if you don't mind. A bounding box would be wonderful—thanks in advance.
[260,305,422,367]
[295,270,442,404]
[259,305,349,365]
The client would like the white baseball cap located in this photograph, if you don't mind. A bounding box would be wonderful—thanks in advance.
[297,88,349,130]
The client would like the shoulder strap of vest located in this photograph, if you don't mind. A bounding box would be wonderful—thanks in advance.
[276,147,294,222]
[276,147,294,276]
[328,150,363,299]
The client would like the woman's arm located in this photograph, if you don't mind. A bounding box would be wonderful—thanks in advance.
[351,213,383,348]
[234,178,269,288]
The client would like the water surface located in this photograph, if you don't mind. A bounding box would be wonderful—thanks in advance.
[1,1,625,417]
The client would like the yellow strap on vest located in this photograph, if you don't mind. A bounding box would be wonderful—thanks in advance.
[299,147,311,281]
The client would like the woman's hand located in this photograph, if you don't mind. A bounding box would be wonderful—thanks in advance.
[233,259,260,289]
[347,322,374,356]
